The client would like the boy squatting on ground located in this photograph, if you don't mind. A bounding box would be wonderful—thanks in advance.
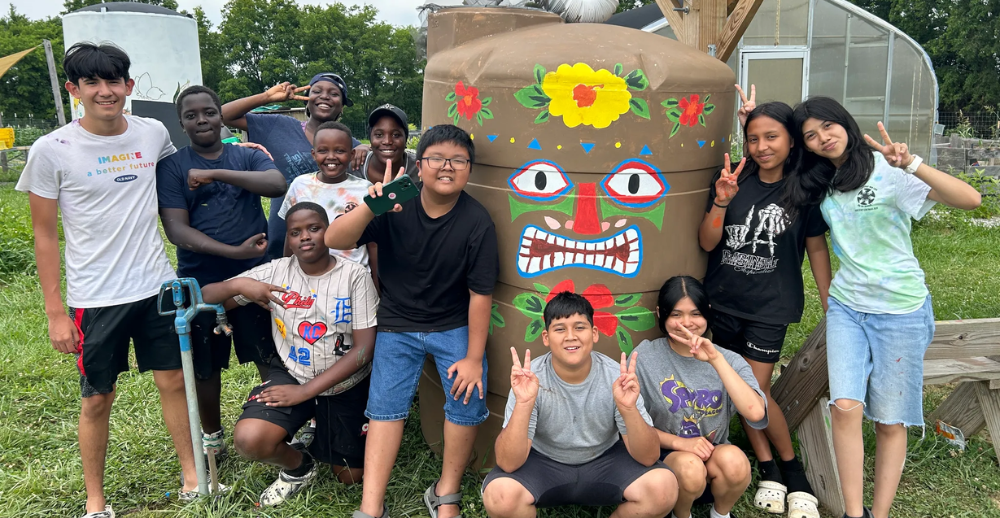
[156,85,286,467]
[482,292,678,518]
[201,202,379,506]
[325,125,500,518]
[15,42,200,518]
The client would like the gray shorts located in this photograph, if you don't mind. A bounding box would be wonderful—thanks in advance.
[482,440,669,507]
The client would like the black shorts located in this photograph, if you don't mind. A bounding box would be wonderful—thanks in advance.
[191,304,276,380]
[482,440,668,508]
[711,309,788,364]
[71,295,182,397]
[238,361,370,467]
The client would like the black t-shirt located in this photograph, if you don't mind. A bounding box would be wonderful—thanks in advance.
[704,171,828,324]
[358,188,499,331]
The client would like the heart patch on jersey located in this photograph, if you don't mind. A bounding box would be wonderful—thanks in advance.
[297,321,328,344]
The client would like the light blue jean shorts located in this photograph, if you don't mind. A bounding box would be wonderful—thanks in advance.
[826,295,934,427]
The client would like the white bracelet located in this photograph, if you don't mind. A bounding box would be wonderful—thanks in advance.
[904,155,923,174]
[234,294,252,306]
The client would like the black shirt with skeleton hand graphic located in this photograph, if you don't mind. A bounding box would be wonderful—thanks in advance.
[704,170,828,325]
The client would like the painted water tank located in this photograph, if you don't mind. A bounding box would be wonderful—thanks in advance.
[417,7,736,469]
[62,3,202,145]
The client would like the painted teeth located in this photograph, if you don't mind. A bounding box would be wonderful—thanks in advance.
[517,226,641,276]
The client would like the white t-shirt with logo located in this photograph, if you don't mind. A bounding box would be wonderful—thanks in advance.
[15,117,178,308]
[235,255,379,395]
[277,172,372,266]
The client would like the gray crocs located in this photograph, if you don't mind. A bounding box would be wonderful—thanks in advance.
[424,480,463,518]
[351,503,389,518]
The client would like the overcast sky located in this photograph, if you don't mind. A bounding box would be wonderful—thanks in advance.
[1,0,463,27]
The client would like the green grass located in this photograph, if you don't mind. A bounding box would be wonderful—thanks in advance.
[1,184,999,517]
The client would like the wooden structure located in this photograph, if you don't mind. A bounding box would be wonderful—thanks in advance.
[773,317,1000,516]
[654,0,765,61]
[934,134,1000,178]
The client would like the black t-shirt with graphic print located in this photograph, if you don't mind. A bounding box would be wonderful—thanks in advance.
[704,171,828,325]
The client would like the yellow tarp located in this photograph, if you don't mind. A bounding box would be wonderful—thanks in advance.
[0,46,38,79]
[0,128,14,150]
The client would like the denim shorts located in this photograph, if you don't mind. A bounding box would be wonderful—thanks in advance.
[366,326,489,426]
[826,295,934,427]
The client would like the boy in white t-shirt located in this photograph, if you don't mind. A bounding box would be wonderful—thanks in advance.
[15,42,199,518]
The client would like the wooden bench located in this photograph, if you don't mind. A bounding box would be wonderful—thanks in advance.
[772,317,1000,516]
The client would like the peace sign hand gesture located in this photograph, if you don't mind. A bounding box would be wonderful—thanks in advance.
[668,325,720,363]
[864,121,912,169]
[366,158,407,213]
[510,347,539,404]
[735,84,756,127]
[263,82,310,103]
[715,153,745,205]
[613,351,641,410]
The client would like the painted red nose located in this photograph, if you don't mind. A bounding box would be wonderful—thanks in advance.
[573,183,601,235]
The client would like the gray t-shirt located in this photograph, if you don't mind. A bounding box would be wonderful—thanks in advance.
[502,351,653,465]
[634,338,768,445]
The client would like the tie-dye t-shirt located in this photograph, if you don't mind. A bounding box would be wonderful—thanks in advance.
[278,172,372,266]
[634,338,767,445]
[821,153,935,314]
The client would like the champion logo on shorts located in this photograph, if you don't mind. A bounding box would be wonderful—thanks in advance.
[361,423,369,436]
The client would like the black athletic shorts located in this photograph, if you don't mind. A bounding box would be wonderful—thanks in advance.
[71,295,182,397]
[482,440,668,507]
[238,359,370,467]
[191,304,276,380]
[711,309,789,364]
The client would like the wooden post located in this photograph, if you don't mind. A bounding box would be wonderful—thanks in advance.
[656,0,763,62]
[43,40,66,127]
[798,398,845,517]
[973,382,1000,452]
[772,317,828,431]
[716,0,766,62]
[929,382,986,437]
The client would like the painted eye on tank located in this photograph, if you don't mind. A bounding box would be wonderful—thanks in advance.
[601,159,669,208]
[508,160,573,201]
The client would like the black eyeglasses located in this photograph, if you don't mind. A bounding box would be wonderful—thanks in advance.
[420,157,470,170]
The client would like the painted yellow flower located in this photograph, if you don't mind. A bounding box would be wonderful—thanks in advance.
[541,63,632,129]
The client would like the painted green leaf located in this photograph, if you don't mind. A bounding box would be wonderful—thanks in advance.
[533,64,546,84]
[489,303,506,335]
[699,114,706,127]
[534,109,550,124]
[662,98,680,108]
[617,306,656,332]
[625,69,648,91]
[481,97,492,107]
[445,91,457,102]
[665,109,680,123]
[703,104,716,115]
[525,318,544,342]
[616,326,635,355]
[629,98,651,119]
[514,85,550,109]
[669,122,681,138]
[481,108,494,120]
[614,63,624,76]
[512,292,545,318]
[477,112,484,126]
[704,94,711,102]
[447,103,458,118]
[533,283,551,297]
[453,113,460,125]
[614,293,641,306]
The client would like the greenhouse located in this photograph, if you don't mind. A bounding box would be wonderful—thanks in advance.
[607,0,938,159]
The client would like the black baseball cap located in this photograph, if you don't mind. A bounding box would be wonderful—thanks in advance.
[308,73,353,107]
[367,104,409,139]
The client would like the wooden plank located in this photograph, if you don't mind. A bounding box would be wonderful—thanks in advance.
[655,0,688,45]
[772,317,828,432]
[696,0,728,55]
[974,381,1000,445]
[929,382,986,437]
[716,0,765,62]
[922,357,1000,385]
[727,0,739,14]
[924,319,1000,360]
[798,398,845,517]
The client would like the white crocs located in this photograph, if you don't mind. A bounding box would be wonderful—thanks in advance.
[787,491,820,518]
[259,464,318,506]
[754,480,787,514]
[81,505,114,518]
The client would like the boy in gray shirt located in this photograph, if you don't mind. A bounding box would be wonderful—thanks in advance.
[482,292,677,518]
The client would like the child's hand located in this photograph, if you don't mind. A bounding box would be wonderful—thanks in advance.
[232,233,268,260]
[448,356,484,405]
[612,351,641,411]
[234,141,274,161]
[351,144,371,170]
[864,121,913,169]
[187,168,215,190]
[676,436,715,461]
[238,278,286,310]
[510,347,539,404]
[714,154,745,205]
[735,84,756,127]
[668,325,720,363]
[366,158,406,213]
[263,82,309,103]
[258,384,311,407]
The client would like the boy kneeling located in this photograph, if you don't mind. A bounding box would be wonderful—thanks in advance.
[202,202,378,506]
[482,292,678,518]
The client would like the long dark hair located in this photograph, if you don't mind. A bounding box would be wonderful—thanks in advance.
[786,97,874,208]
[656,276,712,336]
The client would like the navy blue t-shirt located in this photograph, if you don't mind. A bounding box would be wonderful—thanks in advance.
[156,145,277,284]
[245,113,361,258]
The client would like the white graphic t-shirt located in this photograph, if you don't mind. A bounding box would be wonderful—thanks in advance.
[278,172,372,266]
[235,256,379,395]
[15,117,178,308]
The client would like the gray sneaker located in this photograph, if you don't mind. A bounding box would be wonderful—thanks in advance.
[81,506,114,518]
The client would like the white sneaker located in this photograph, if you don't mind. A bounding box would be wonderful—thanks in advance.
[81,506,114,518]
[259,464,318,506]
[203,427,228,461]
[178,482,230,502]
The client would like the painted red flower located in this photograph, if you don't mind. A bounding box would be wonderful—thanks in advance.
[454,81,483,121]
[678,94,705,127]
[545,281,617,337]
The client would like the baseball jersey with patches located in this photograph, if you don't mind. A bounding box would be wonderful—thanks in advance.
[235,256,378,395]
[277,172,372,266]
[821,152,935,314]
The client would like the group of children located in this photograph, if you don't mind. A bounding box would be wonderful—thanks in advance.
[15,41,982,518]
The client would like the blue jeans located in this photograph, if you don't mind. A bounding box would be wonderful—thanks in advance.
[366,326,489,426]
[826,295,934,427]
